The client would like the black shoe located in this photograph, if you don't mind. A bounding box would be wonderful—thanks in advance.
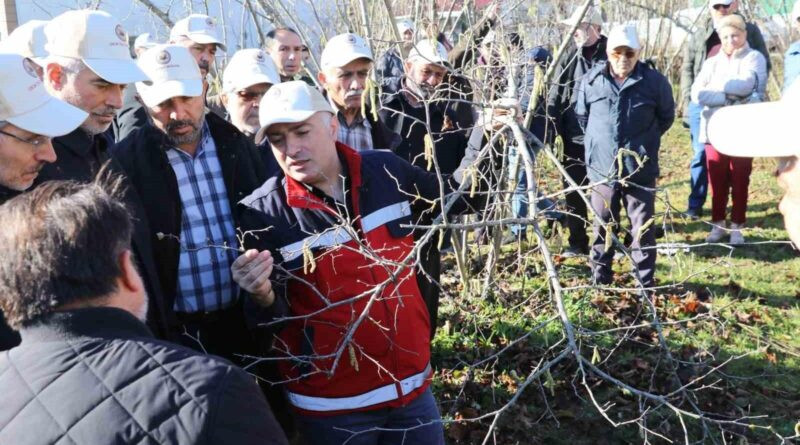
[593,275,613,286]
[562,246,588,258]
[686,207,703,220]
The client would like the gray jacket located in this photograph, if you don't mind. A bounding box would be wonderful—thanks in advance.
[680,15,770,111]
[576,61,675,185]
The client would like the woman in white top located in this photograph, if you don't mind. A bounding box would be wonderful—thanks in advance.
[691,14,767,245]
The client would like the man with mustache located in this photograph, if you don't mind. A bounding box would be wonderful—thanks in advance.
[575,25,675,288]
[111,45,268,365]
[113,14,227,142]
[0,52,88,352]
[35,10,149,184]
[317,33,402,152]
[220,49,281,141]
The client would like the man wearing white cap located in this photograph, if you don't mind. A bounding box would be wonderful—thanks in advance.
[545,5,607,257]
[231,80,488,444]
[35,10,148,184]
[0,19,49,78]
[318,33,401,152]
[576,25,675,288]
[111,44,269,363]
[680,0,769,219]
[220,48,280,140]
[376,19,414,79]
[0,52,88,351]
[784,1,800,91]
[380,38,474,339]
[708,84,800,246]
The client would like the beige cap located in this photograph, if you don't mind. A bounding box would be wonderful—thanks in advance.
[0,53,87,137]
[561,6,604,27]
[223,48,280,93]
[170,14,226,51]
[256,81,334,142]
[708,82,800,158]
[320,33,373,70]
[44,10,149,85]
[607,24,641,50]
[0,20,49,66]
[135,44,203,108]
[407,39,448,66]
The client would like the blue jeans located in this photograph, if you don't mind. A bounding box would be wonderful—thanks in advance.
[687,101,707,210]
[509,149,559,235]
[295,388,444,445]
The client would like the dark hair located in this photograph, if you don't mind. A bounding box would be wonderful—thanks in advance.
[265,27,305,50]
[0,178,133,328]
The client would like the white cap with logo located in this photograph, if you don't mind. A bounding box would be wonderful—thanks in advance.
[561,6,604,27]
[709,0,735,7]
[135,44,203,108]
[320,33,373,70]
[407,39,449,66]
[170,14,227,51]
[708,82,800,158]
[397,19,415,35]
[0,20,49,66]
[44,10,149,85]
[223,48,280,93]
[134,33,158,51]
[607,24,641,50]
[0,53,88,137]
[256,81,334,142]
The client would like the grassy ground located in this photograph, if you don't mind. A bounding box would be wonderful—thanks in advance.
[431,125,800,444]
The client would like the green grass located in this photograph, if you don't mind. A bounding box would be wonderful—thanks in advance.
[431,125,800,444]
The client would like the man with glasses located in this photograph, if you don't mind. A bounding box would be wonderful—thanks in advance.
[0,52,88,351]
[576,25,675,289]
[220,49,281,141]
[546,5,607,258]
[266,27,311,83]
[680,0,769,219]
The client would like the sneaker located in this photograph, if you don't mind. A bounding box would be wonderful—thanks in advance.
[705,221,727,243]
[686,207,703,220]
[729,223,745,245]
[562,246,588,258]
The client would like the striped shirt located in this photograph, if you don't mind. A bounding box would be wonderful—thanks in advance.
[166,123,239,313]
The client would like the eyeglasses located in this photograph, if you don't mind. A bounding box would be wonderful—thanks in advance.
[713,3,732,10]
[236,90,267,102]
[0,128,50,147]
[610,49,637,59]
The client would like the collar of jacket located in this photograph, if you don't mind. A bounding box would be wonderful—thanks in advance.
[55,127,104,157]
[19,307,153,344]
[284,141,363,214]
[0,184,20,204]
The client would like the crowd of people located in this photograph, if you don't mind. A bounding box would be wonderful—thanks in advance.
[0,1,797,444]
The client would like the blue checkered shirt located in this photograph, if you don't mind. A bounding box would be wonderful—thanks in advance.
[166,123,239,313]
[333,98,373,151]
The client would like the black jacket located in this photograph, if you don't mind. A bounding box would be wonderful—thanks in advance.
[380,77,474,175]
[112,83,150,143]
[0,186,21,352]
[111,113,269,333]
[546,36,608,144]
[0,307,288,445]
[35,128,111,184]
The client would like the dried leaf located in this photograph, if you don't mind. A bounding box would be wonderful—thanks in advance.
[424,133,434,170]
[348,343,359,372]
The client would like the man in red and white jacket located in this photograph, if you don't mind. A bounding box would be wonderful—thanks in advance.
[230,81,483,445]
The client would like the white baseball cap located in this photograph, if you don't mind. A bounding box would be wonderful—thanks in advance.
[223,48,280,93]
[561,6,604,27]
[707,82,800,158]
[709,0,735,7]
[0,20,49,66]
[320,33,373,71]
[135,44,203,108]
[407,39,449,66]
[256,81,334,141]
[170,14,226,51]
[607,25,641,50]
[0,53,87,137]
[44,10,149,85]
[397,19,415,35]
[134,32,157,51]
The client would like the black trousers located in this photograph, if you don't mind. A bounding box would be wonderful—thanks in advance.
[416,239,441,340]
[562,141,590,250]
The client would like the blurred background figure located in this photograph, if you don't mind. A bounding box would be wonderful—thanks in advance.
[377,18,414,80]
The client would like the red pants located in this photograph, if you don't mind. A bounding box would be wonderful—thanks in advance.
[705,144,753,224]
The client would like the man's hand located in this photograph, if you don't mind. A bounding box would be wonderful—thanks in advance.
[232,249,275,307]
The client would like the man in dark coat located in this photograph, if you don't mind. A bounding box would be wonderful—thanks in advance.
[111,44,268,363]
[0,180,287,445]
[576,26,675,288]
[0,52,88,351]
[546,5,608,256]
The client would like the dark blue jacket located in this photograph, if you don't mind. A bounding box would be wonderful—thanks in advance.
[576,61,675,185]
